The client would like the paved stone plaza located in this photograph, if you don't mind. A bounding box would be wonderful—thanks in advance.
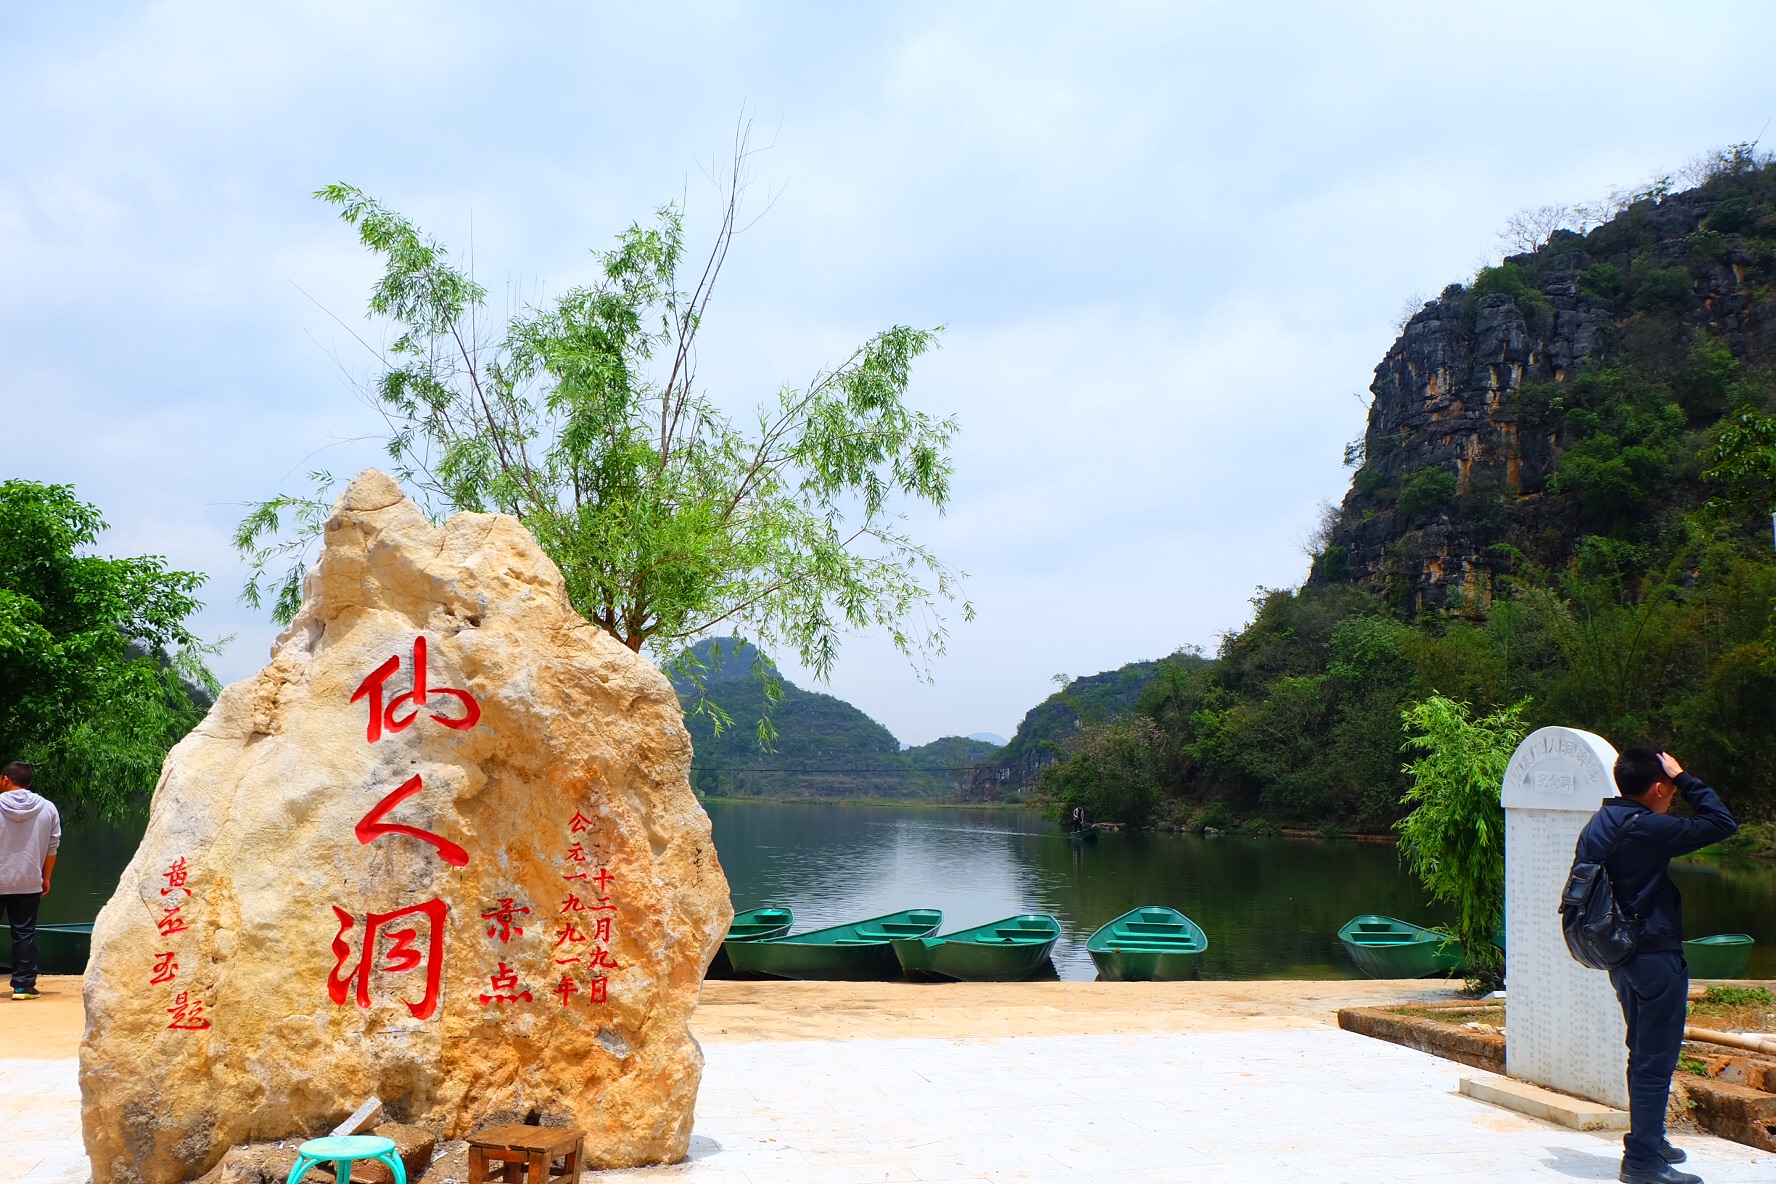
[9,1026,1775,1184]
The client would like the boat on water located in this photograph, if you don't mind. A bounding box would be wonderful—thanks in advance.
[892,914,1061,982]
[706,907,794,979]
[725,908,942,980]
[1685,933,1754,979]
[0,922,93,975]
[1085,906,1207,981]
[1070,826,1101,845]
[1337,915,1463,979]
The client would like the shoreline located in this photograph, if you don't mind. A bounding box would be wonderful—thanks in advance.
[15,974,1465,1061]
[697,795,1408,841]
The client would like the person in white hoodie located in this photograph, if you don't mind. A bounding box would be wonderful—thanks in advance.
[0,762,59,1001]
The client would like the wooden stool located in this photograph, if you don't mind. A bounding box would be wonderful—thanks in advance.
[465,1124,584,1184]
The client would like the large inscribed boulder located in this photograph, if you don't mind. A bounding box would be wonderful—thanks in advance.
[80,470,732,1184]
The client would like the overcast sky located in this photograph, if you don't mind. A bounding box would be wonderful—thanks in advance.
[6,3,1776,745]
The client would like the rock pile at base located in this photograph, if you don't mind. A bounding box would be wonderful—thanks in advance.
[80,469,731,1184]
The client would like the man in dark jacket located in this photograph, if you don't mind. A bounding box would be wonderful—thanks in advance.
[1575,747,1736,1184]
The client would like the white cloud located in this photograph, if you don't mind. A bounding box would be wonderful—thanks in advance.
[6,0,1776,744]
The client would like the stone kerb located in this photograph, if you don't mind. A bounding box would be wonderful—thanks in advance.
[78,469,733,1184]
[1501,725,1627,1109]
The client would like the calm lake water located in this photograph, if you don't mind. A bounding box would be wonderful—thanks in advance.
[39,800,1776,980]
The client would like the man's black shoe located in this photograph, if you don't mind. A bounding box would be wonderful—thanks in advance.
[1658,1140,1686,1165]
[1618,1162,1700,1184]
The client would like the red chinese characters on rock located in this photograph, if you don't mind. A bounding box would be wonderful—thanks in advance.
[355,774,470,867]
[479,961,532,1005]
[165,991,211,1032]
[152,857,211,1030]
[477,891,536,1007]
[330,636,481,1023]
[553,922,588,963]
[329,899,447,1020]
[350,636,481,743]
[552,811,617,1007]
[481,898,530,942]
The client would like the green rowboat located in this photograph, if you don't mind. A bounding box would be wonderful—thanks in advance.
[892,914,1061,982]
[707,907,794,978]
[725,908,942,980]
[0,922,93,975]
[1085,906,1207,981]
[1338,915,1463,979]
[1685,933,1754,979]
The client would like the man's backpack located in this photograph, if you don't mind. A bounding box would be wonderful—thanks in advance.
[1559,814,1640,970]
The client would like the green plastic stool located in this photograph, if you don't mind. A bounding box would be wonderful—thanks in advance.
[286,1136,407,1184]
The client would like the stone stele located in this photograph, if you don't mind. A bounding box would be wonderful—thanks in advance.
[1501,725,1627,1109]
[80,469,733,1184]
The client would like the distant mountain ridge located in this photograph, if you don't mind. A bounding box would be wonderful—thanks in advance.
[671,638,1002,799]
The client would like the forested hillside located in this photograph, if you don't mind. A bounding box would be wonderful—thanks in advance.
[1037,146,1776,831]
[675,639,1002,799]
[969,654,1203,795]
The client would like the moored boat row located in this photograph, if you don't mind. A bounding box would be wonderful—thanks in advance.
[1334,915,1760,980]
[716,904,1212,981]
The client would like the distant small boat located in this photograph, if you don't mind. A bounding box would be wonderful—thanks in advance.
[1070,826,1100,845]
[1338,915,1463,979]
[707,907,794,979]
[0,922,93,976]
[1086,906,1208,981]
[1685,933,1754,979]
[892,914,1061,982]
[725,909,942,980]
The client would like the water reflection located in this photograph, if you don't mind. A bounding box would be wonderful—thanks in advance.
[707,801,1776,981]
[38,813,147,925]
[706,801,1445,980]
[40,799,1776,981]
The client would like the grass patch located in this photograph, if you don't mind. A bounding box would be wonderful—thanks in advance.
[1386,1003,1503,1027]
[1689,985,1776,1033]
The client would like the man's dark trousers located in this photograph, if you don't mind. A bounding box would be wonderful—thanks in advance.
[0,892,40,992]
[1610,950,1688,1170]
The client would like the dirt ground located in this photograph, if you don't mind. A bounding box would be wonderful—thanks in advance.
[11,974,1464,1059]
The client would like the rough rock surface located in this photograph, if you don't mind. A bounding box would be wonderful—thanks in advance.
[1316,185,1776,612]
[80,469,731,1184]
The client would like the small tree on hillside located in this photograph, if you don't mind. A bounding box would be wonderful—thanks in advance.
[1397,694,1529,987]
[1703,405,1776,529]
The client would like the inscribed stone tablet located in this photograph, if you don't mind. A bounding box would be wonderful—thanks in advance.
[79,470,733,1184]
[1502,726,1627,1108]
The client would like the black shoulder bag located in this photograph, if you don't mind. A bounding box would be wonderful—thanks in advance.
[1559,814,1640,970]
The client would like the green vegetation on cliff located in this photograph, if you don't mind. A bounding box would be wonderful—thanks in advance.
[1037,147,1776,831]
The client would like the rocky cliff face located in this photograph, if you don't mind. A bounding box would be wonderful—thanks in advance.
[1317,179,1776,612]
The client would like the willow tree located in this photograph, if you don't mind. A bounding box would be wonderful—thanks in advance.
[236,175,966,725]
